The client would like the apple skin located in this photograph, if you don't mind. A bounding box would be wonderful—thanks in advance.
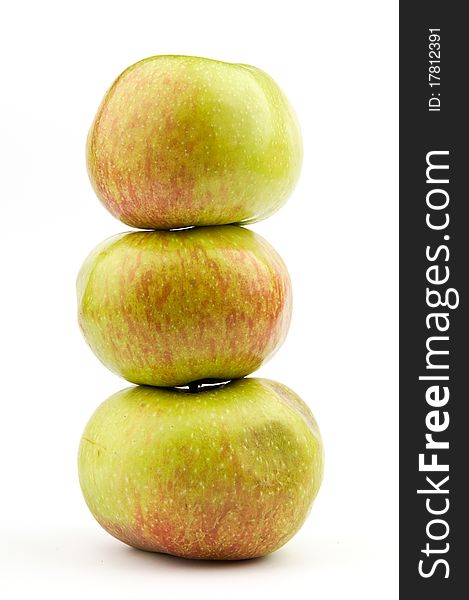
[77,226,292,387]
[86,55,302,229]
[78,378,324,560]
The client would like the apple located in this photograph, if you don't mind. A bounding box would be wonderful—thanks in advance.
[86,55,302,229]
[77,226,292,387]
[78,378,324,560]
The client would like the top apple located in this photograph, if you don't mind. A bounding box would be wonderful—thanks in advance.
[86,55,302,229]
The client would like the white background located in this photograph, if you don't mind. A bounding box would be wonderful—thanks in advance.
[0,1,398,598]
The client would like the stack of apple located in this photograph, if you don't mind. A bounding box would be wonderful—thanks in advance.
[77,55,324,560]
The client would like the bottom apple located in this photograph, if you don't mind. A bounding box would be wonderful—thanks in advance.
[78,378,324,560]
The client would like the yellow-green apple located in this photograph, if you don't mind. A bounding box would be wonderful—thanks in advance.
[86,55,302,229]
[78,378,324,560]
[77,226,292,387]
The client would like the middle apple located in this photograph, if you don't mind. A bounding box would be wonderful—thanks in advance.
[77,226,292,387]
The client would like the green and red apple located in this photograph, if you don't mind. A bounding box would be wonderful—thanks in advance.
[86,55,303,229]
[77,226,292,387]
[78,378,324,560]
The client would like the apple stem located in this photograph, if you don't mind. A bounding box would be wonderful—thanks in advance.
[188,381,200,393]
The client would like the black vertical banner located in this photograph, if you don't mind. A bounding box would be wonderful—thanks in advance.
[400,2,468,596]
